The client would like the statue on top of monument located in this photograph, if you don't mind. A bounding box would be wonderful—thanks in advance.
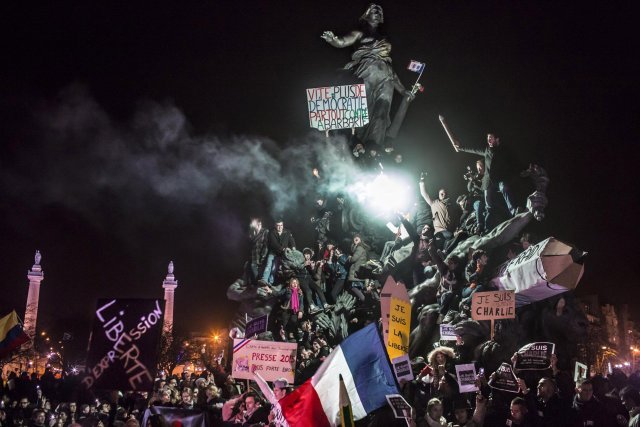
[34,250,41,265]
[168,261,174,275]
[322,4,417,151]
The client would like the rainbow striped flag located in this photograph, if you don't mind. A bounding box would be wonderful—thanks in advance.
[0,311,30,359]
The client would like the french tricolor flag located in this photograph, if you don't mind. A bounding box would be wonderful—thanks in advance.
[280,323,398,427]
[407,60,425,73]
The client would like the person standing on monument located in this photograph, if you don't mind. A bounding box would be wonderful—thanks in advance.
[259,219,296,286]
[453,133,519,230]
[248,218,268,286]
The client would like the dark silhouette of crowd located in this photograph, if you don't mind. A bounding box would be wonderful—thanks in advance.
[0,133,628,427]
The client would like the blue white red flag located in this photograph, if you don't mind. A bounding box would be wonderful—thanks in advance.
[280,323,398,427]
[407,60,425,73]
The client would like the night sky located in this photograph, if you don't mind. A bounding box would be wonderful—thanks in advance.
[1,2,638,352]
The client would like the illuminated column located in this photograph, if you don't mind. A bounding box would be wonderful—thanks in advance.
[162,261,178,334]
[24,250,44,341]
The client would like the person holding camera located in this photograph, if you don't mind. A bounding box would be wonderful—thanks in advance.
[452,133,519,230]
[464,159,486,234]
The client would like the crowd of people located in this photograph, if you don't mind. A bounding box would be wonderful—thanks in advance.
[1,130,633,427]
[243,132,527,350]
[225,128,639,427]
[4,359,640,426]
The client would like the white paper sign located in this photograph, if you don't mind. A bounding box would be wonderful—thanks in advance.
[306,84,369,130]
[455,363,479,393]
[440,324,457,341]
[392,354,414,383]
[232,339,297,383]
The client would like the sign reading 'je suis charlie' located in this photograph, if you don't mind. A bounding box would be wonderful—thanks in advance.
[471,290,516,321]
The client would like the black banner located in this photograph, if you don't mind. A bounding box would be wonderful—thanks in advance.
[488,363,519,393]
[83,299,165,391]
[514,342,555,371]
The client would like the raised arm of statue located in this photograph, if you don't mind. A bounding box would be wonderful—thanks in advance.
[321,30,363,48]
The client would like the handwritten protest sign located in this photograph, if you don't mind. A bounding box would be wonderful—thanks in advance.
[83,299,165,391]
[471,290,515,321]
[488,363,520,393]
[306,84,369,131]
[440,324,457,341]
[514,342,555,370]
[232,339,297,383]
[381,278,411,360]
[455,363,479,393]
[387,297,411,359]
[245,314,268,338]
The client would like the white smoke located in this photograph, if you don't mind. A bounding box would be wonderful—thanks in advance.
[5,85,375,229]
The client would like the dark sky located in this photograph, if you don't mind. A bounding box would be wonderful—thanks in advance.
[1,1,639,347]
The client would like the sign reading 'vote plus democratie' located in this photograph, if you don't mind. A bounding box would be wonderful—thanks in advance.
[471,290,516,321]
[232,339,297,383]
[306,84,369,131]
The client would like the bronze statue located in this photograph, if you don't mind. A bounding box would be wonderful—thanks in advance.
[322,4,415,149]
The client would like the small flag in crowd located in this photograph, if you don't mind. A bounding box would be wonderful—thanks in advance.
[0,311,30,359]
[407,60,425,73]
[280,323,398,427]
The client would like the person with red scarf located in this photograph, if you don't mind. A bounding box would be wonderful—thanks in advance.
[268,277,305,341]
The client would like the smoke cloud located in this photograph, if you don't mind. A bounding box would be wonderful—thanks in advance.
[3,85,378,244]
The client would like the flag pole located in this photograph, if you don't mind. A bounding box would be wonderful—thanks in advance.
[438,115,459,152]
[409,63,425,96]
[413,67,424,88]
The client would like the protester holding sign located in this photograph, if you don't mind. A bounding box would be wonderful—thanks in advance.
[427,347,456,389]
[534,377,573,427]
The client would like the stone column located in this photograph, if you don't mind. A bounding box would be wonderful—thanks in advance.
[24,250,44,342]
[162,261,178,335]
